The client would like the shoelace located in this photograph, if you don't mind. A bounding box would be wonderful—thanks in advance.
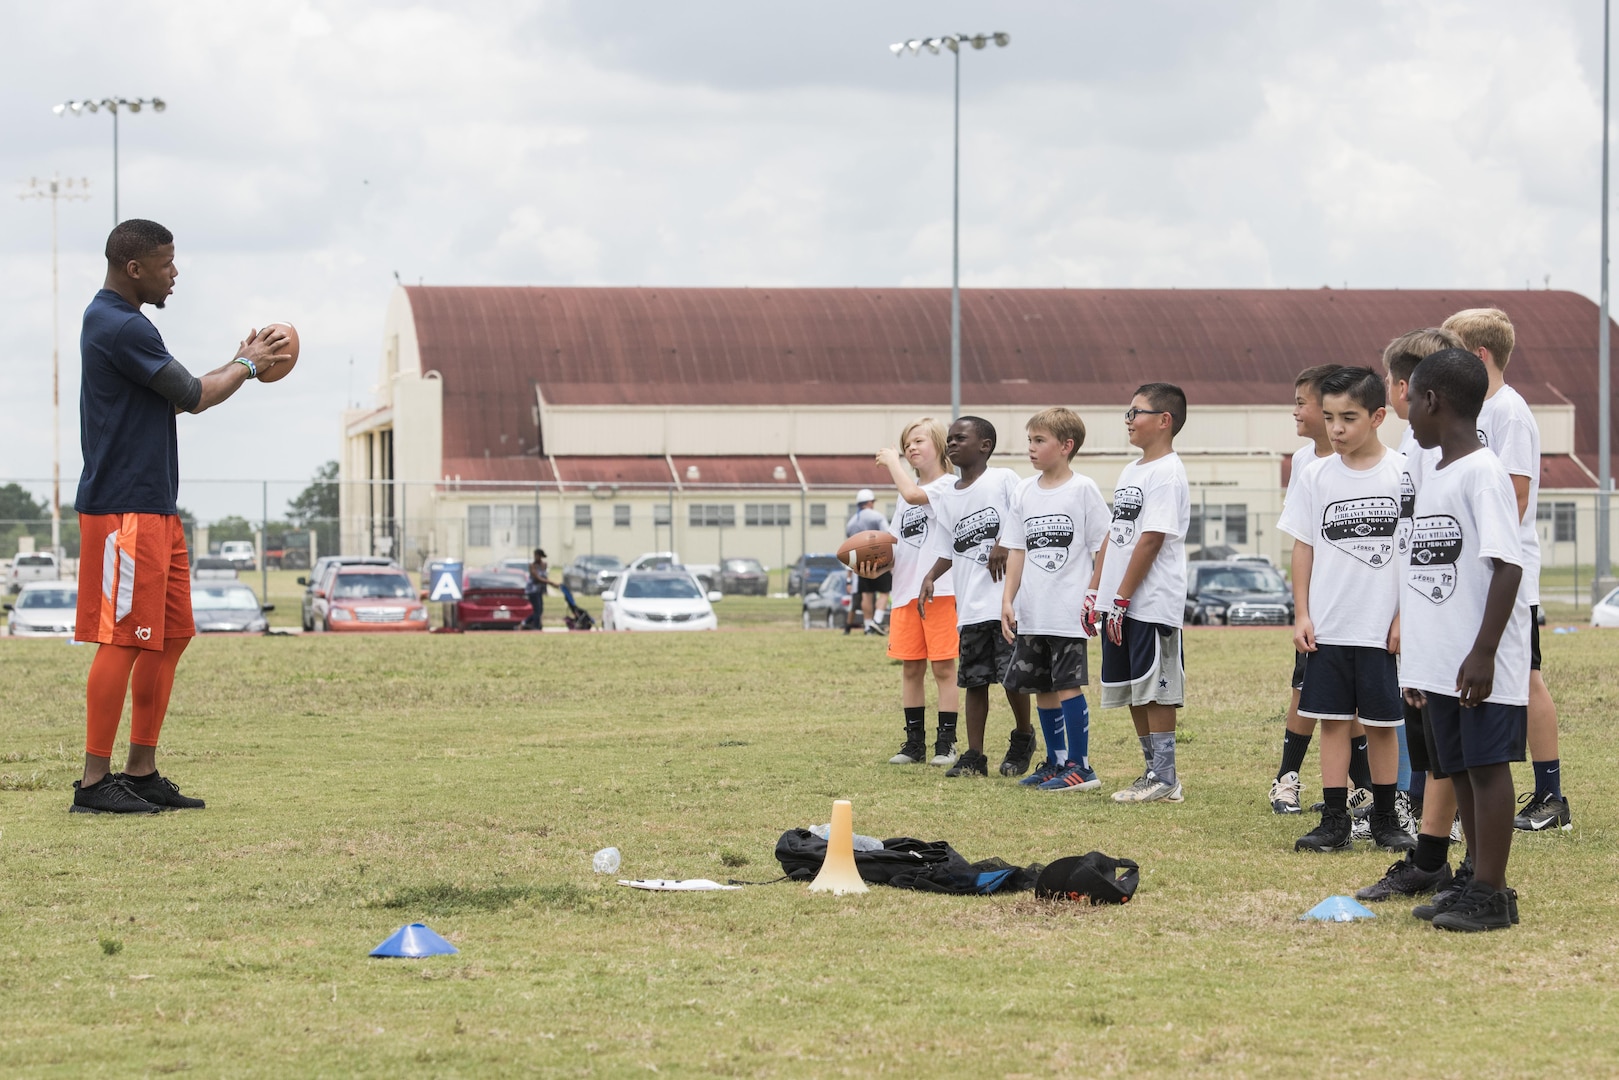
[1269,776,1299,802]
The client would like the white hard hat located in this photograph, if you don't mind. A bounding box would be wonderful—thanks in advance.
[856,488,876,503]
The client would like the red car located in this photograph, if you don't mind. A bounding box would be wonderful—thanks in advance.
[311,565,428,632]
[455,569,534,630]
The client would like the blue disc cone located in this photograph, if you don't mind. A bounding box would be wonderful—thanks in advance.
[1300,895,1377,922]
[370,923,459,958]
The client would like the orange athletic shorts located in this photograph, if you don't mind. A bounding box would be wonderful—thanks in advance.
[75,513,194,651]
[887,596,959,662]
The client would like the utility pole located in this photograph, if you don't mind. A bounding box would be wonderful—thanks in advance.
[1599,0,1615,601]
[18,176,91,568]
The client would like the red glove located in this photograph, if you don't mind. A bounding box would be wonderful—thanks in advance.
[1105,596,1131,646]
[1080,590,1101,637]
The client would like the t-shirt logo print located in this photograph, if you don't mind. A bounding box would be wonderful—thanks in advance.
[1321,496,1398,568]
[1397,470,1416,557]
[1110,486,1144,547]
[1407,514,1463,604]
[899,506,929,548]
[1024,514,1076,572]
[953,508,1001,565]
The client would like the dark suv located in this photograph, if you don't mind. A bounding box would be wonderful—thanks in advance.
[1184,561,1293,626]
[787,554,844,597]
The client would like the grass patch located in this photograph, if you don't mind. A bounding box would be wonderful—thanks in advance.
[1,627,1617,1075]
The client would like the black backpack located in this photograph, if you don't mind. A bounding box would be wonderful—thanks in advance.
[1034,851,1139,905]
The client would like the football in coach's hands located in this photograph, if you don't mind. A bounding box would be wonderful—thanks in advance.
[838,530,897,577]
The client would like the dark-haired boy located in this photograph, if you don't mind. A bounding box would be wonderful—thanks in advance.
[919,416,1035,777]
[1400,348,1529,932]
[1088,384,1191,803]
[1278,367,1413,853]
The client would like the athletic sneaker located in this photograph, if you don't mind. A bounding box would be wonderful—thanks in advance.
[999,729,1037,777]
[1514,792,1572,832]
[1111,772,1182,803]
[118,771,205,810]
[1395,791,1419,837]
[1269,771,1303,815]
[1295,808,1353,853]
[1413,857,1473,921]
[1433,881,1516,932]
[929,742,958,768]
[1346,786,1373,817]
[1449,813,1466,844]
[1368,809,1417,853]
[1018,761,1065,787]
[70,775,162,815]
[945,750,989,778]
[1354,854,1453,902]
[1039,762,1101,792]
[889,740,928,765]
[1349,815,1372,843]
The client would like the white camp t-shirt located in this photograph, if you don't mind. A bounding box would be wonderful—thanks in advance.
[888,474,955,607]
[1289,443,1333,496]
[1003,472,1110,637]
[1277,450,1404,649]
[1097,453,1191,629]
[1476,386,1542,606]
[1400,448,1531,706]
[928,466,1022,627]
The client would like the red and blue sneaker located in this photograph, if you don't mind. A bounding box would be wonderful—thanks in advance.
[1039,762,1101,793]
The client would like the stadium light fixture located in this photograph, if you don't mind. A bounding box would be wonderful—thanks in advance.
[53,97,167,225]
[888,32,1010,421]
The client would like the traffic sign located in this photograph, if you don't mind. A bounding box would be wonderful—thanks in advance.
[428,561,463,602]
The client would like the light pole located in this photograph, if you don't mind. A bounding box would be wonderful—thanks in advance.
[18,176,91,568]
[1599,0,1614,600]
[53,97,166,226]
[890,32,1010,422]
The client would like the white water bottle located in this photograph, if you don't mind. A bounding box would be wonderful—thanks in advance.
[592,847,621,874]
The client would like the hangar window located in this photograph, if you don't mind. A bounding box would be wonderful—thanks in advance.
[653,504,671,527]
[467,505,491,547]
[810,504,827,527]
[689,504,736,527]
[1538,501,1576,543]
[746,504,791,527]
[574,505,593,528]
[614,505,632,528]
[517,505,540,547]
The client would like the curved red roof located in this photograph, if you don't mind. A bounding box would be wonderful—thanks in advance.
[405,286,1617,475]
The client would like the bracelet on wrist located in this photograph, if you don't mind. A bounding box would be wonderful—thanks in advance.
[233,356,258,379]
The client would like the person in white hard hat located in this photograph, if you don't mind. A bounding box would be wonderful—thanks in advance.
[846,488,891,635]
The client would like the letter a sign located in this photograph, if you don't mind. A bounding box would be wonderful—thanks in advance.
[429,561,464,603]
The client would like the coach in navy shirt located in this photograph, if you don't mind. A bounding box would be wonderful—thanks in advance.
[70,219,289,816]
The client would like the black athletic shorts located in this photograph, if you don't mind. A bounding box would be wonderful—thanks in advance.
[1405,699,1440,778]
[1296,644,1402,725]
[957,620,1014,688]
[1531,606,1542,671]
[858,571,893,594]
[1425,693,1528,775]
[1291,650,1307,691]
[1003,634,1089,694]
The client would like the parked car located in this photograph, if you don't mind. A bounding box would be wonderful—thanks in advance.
[191,556,240,581]
[7,551,59,593]
[3,580,77,636]
[1184,561,1293,626]
[191,582,273,633]
[601,570,720,631]
[563,554,624,595]
[601,552,681,592]
[718,557,769,596]
[1593,585,1619,628]
[801,569,865,630]
[788,553,845,597]
[299,556,398,631]
[456,569,533,630]
[218,540,257,571]
[309,564,427,632]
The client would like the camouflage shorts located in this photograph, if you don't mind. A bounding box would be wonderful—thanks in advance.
[957,621,1014,688]
[1003,634,1090,694]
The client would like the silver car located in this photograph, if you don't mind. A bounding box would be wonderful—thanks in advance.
[3,581,78,637]
[191,582,273,633]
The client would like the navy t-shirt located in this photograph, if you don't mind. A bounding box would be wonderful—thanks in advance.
[75,289,182,516]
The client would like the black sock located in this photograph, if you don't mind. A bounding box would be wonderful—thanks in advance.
[1414,832,1450,873]
[1372,782,1397,815]
[1533,758,1563,801]
[1348,736,1372,790]
[1277,730,1312,780]
[904,705,925,726]
[1323,786,1348,812]
[936,711,958,734]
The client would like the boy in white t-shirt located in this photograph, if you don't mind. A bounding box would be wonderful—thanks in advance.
[1401,349,1529,932]
[918,417,1034,778]
[1087,383,1192,804]
[1443,307,1570,833]
[999,407,1110,792]
[1278,367,1414,855]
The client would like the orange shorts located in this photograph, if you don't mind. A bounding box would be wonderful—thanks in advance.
[75,513,194,651]
[887,597,959,662]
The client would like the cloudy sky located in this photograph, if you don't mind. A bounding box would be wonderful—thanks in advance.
[1,0,1610,521]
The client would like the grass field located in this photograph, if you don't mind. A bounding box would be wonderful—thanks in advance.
[2,621,1616,1077]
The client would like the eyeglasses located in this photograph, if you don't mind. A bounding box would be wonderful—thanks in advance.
[1124,408,1170,422]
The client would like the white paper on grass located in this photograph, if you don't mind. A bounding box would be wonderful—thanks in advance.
[617,879,743,892]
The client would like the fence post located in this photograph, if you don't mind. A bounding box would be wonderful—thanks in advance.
[261,479,269,603]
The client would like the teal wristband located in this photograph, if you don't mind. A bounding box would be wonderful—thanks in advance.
[233,356,258,379]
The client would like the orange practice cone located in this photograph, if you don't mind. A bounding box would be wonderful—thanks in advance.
[807,799,870,895]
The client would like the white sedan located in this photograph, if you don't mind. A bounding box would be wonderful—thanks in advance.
[601,570,720,631]
[3,581,78,637]
[1593,586,1619,628]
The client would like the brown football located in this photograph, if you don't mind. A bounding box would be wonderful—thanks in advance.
[838,530,898,577]
[256,322,300,383]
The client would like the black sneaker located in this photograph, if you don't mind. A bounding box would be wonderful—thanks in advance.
[888,739,927,765]
[1413,857,1473,920]
[1369,809,1417,853]
[70,775,162,815]
[1432,881,1515,932]
[999,729,1037,777]
[945,750,989,777]
[1354,854,1452,902]
[1294,808,1352,852]
[1514,792,1572,832]
[119,771,206,810]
